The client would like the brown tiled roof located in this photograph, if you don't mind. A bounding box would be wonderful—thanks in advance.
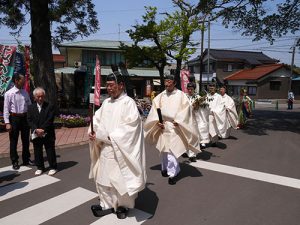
[224,64,284,81]
[53,54,65,63]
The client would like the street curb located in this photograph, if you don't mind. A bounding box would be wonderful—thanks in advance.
[0,141,89,159]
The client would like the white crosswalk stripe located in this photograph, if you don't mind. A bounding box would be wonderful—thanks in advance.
[0,165,31,178]
[192,160,300,189]
[0,165,152,225]
[90,208,152,225]
[0,187,98,225]
[0,175,60,201]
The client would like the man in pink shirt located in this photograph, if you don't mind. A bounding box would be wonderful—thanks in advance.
[4,73,33,170]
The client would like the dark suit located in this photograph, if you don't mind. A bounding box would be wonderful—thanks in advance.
[27,102,57,170]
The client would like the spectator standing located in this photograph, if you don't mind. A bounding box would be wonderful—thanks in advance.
[27,87,57,176]
[288,90,295,110]
[3,73,33,170]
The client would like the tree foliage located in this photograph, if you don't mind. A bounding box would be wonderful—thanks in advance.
[122,2,202,90]
[0,0,99,107]
[0,0,99,47]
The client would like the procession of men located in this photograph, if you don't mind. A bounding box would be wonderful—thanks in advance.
[88,73,239,219]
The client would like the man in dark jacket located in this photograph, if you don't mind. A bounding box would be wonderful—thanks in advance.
[27,87,57,176]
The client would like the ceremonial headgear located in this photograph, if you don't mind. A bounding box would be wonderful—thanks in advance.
[164,74,175,81]
[106,71,124,84]
[187,82,196,89]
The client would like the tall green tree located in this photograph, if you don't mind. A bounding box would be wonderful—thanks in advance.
[122,3,201,90]
[120,7,172,91]
[0,0,99,106]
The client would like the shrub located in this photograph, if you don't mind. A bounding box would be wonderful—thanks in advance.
[56,114,90,128]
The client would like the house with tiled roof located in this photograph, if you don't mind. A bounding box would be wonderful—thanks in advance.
[54,40,166,105]
[187,49,279,90]
[224,64,291,99]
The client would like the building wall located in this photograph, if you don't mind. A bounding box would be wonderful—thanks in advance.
[66,48,82,67]
[256,68,290,99]
[215,61,245,83]
[257,76,290,99]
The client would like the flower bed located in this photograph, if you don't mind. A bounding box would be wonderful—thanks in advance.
[55,114,90,128]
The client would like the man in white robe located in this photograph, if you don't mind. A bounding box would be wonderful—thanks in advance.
[144,75,200,185]
[206,83,227,145]
[187,84,210,149]
[88,72,146,219]
[185,82,210,160]
[219,86,238,138]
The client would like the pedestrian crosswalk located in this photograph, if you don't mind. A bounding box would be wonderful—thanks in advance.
[0,165,152,225]
[191,160,300,189]
[0,165,31,177]
[0,174,59,202]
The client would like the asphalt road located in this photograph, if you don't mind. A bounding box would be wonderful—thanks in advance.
[1,108,300,225]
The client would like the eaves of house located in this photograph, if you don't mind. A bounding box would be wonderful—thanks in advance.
[188,49,278,65]
[58,40,132,51]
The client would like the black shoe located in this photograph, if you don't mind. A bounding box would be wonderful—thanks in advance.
[168,177,177,185]
[189,157,197,162]
[210,142,217,147]
[200,144,206,149]
[23,159,35,166]
[91,205,114,217]
[12,162,20,170]
[116,206,128,219]
[181,153,188,158]
[161,170,168,177]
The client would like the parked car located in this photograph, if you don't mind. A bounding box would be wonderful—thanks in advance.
[89,87,109,104]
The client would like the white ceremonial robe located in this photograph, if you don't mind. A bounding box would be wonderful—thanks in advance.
[186,94,199,157]
[89,93,146,210]
[144,89,200,158]
[207,92,228,141]
[220,94,238,138]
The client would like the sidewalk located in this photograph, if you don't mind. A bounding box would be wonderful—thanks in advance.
[0,126,89,158]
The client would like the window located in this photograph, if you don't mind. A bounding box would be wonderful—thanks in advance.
[227,64,233,72]
[224,63,233,72]
[270,81,281,90]
[82,50,125,66]
[232,86,241,96]
[248,86,257,95]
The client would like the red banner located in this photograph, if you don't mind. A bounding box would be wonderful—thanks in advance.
[180,69,190,93]
[24,45,30,93]
[94,55,101,106]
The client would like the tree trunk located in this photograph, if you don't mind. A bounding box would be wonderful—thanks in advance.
[30,0,57,108]
[175,59,182,90]
[158,67,165,92]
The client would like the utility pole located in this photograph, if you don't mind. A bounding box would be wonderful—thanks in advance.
[118,24,121,41]
[199,20,205,93]
[290,38,297,91]
[207,20,210,87]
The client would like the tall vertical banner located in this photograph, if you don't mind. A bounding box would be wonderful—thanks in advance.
[24,45,31,93]
[0,45,16,96]
[94,55,101,106]
[180,69,190,93]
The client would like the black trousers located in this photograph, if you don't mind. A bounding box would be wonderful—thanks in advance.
[32,135,57,170]
[9,116,30,164]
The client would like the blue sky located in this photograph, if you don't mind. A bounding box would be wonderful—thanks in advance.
[0,0,299,66]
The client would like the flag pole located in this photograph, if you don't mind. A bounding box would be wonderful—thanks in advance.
[90,55,101,134]
[89,103,94,134]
